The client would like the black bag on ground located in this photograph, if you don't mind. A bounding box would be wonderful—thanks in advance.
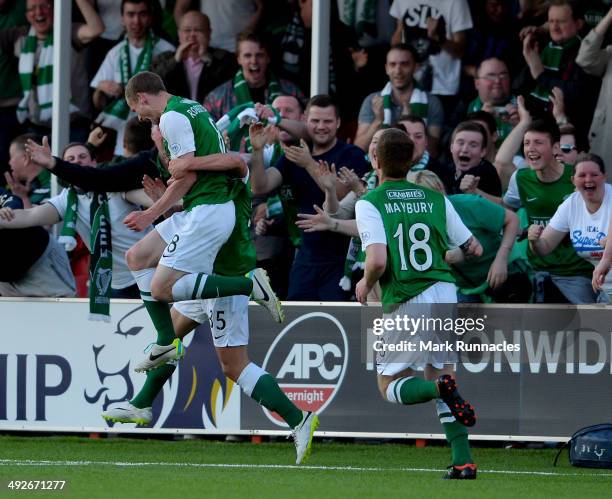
[554,424,612,469]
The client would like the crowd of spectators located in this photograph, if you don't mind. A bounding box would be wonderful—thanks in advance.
[0,0,611,305]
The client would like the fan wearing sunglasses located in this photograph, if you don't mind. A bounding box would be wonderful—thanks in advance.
[556,124,581,166]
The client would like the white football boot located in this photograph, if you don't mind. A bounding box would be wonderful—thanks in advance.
[291,411,319,465]
[102,403,152,425]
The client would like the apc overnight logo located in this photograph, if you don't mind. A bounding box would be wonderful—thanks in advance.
[262,312,349,427]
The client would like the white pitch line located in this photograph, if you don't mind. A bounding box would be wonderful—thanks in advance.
[0,459,611,477]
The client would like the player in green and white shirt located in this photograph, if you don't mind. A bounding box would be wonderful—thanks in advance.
[120,72,281,373]
[355,129,481,480]
[104,152,317,464]
[503,119,596,303]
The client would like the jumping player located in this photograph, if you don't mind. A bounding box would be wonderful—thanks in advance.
[103,151,319,465]
[120,71,282,371]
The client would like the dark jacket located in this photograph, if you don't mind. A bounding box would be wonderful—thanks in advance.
[51,149,159,193]
[513,41,601,149]
[152,47,238,103]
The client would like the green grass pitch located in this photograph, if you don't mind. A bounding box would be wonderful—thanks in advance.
[0,435,610,498]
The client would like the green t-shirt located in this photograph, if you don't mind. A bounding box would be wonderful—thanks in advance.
[516,165,593,276]
[360,180,457,308]
[213,176,257,276]
[159,96,233,210]
[448,194,505,288]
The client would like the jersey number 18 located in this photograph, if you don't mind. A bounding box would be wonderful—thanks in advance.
[393,222,433,272]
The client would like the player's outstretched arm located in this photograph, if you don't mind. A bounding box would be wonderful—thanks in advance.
[168,153,247,179]
[124,170,196,232]
[0,204,61,229]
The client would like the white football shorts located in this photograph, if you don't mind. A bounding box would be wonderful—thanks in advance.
[155,200,235,274]
[173,295,249,348]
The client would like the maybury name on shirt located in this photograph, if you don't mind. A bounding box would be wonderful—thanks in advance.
[384,189,433,215]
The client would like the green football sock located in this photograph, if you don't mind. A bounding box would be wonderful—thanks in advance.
[251,374,303,428]
[172,273,253,301]
[130,364,176,409]
[437,400,472,466]
[142,298,175,346]
[392,377,439,404]
[201,274,252,298]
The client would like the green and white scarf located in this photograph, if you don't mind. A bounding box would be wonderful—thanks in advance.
[216,102,298,245]
[216,102,281,152]
[233,68,282,107]
[339,170,379,291]
[17,27,78,123]
[381,82,429,126]
[410,150,430,172]
[279,182,301,247]
[264,142,286,225]
[263,141,283,168]
[339,0,377,35]
[58,189,79,251]
[96,32,158,131]
[531,36,581,102]
[60,189,113,322]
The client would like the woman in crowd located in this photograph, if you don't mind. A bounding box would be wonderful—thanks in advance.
[529,154,611,302]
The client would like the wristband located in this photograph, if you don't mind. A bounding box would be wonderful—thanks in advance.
[459,239,471,252]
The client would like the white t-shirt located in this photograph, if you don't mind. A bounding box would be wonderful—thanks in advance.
[549,184,612,293]
[355,197,472,250]
[389,0,473,95]
[96,0,124,41]
[46,189,152,289]
[91,37,175,155]
[200,0,257,52]
[159,110,196,160]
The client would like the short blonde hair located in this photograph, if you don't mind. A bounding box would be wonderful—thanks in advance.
[406,170,446,194]
[125,71,166,104]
